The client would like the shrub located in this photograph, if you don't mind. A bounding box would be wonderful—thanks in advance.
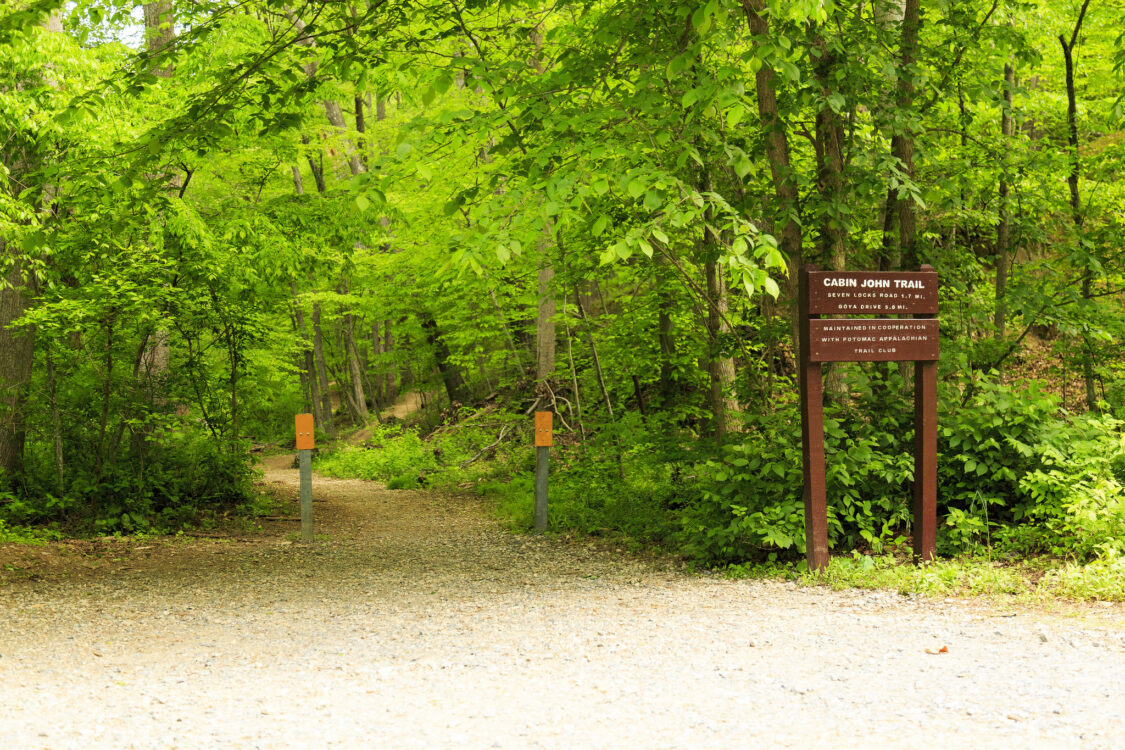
[676,404,914,565]
[0,433,255,533]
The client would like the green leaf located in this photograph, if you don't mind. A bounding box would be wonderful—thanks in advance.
[691,5,712,34]
[733,154,753,179]
[763,276,780,299]
[433,73,454,95]
[627,178,646,199]
[21,230,45,253]
[591,214,609,237]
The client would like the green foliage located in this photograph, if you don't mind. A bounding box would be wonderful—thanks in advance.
[0,518,62,545]
[540,414,684,542]
[315,418,503,487]
[1043,556,1125,601]
[1,434,255,533]
[0,0,1122,584]
[727,552,1125,603]
[1008,414,1125,558]
[531,377,1125,569]
[316,426,434,482]
[677,398,914,565]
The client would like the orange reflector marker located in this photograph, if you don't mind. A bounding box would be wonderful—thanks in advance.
[534,411,553,447]
[295,413,315,451]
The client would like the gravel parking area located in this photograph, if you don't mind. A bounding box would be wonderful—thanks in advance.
[2,455,1123,748]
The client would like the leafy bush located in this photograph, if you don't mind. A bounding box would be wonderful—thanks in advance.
[499,413,685,541]
[677,404,914,565]
[316,425,436,481]
[937,378,1059,526]
[0,519,62,545]
[315,419,502,486]
[668,376,1123,566]
[1,434,255,533]
[1006,413,1125,558]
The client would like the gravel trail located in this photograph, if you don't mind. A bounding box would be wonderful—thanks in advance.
[2,454,1123,749]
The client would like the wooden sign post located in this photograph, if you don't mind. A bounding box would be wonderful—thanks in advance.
[533,411,553,531]
[295,413,315,543]
[799,265,939,571]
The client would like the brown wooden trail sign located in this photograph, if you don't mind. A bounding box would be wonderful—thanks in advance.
[799,265,939,571]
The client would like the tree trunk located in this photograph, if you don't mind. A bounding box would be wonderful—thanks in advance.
[812,32,848,401]
[341,282,369,422]
[302,135,326,193]
[323,98,363,177]
[291,292,323,428]
[529,30,557,393]
[812,36,847,270]
[140,2,176,413]
[892,0,922,269]
[384,320,398,403]
[143,2,175,77]
[421,312,465,405]
[398,331,414,392]
[1059,0,1096,411]
[354,95,367,170]
[369,322,385,407]
[574,290,613,420]
[0,255,35,482]
[657,253,677,405]
[705,254,738,440]
[536,230,556,385]
[312,302,336,437]
[995,63,1015,338]
[291,165,304,196]
[879,185,898,271]
[46,349,63,490]
[740,1,804,345]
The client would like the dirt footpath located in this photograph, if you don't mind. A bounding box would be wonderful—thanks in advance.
[1,455,1123,749]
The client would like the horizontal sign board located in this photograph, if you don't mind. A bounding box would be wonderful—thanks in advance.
[807,271,938,315]
[808,319,939,362]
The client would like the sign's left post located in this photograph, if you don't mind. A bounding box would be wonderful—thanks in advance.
[295,413,315,543]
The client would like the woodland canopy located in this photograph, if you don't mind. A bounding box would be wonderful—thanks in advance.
[1,0,1123,565]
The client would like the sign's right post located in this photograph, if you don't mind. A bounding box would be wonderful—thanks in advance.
[913,265,938,562]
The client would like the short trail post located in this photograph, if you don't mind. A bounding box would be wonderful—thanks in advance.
[295,413,315,543]
[534,411,552,532]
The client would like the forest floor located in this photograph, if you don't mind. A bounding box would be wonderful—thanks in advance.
[1,453,1124,748]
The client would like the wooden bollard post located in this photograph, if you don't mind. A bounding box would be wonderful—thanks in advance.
[534,411,552,532]
[295,413,315,543]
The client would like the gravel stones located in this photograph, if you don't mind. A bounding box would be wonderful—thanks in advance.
[1,456,1123,748]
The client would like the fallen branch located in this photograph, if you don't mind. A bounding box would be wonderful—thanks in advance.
[459,424,513,469]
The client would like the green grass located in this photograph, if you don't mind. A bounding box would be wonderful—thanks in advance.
[0,519,62,545]
[721,551,1125,603]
